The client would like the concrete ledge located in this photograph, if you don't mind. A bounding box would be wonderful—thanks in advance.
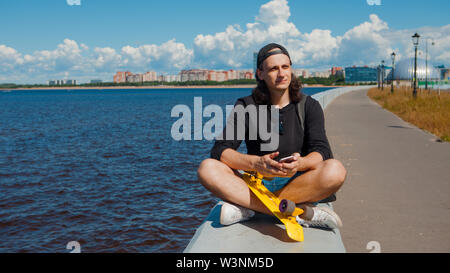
[184,86,375,253]
[184,202,346,253]
[311,86,374,109]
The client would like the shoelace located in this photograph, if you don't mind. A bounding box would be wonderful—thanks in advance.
[306,220,330,228]
[296,214,334,229]
[297,219,331,228]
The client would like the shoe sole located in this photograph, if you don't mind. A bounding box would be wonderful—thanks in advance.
[220,203,233,226]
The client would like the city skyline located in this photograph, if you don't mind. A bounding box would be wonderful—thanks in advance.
[1,0,449,84]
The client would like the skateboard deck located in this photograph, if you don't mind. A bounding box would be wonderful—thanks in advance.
[242,172,305,242]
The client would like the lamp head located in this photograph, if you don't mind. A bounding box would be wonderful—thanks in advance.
[412,33,420,46]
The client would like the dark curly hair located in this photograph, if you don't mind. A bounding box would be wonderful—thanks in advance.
[251,73,303,105]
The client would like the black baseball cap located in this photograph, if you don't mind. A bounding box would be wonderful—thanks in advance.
[255,43,292,80]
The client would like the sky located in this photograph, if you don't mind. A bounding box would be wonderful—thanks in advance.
[0,0,449,84]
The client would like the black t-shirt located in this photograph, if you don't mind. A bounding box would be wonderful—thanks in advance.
[210,94,333,162]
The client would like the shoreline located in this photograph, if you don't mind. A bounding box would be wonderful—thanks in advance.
[0,84,350,91]
[1,84,257,91]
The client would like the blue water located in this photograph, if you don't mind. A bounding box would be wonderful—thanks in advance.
[0,87,333,252]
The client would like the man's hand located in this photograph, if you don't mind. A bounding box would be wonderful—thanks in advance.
[253,151,287,178]
[279,153,304,177]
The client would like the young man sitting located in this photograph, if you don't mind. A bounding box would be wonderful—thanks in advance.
[197,43,346,229]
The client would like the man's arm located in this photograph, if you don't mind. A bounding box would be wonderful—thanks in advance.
[221,148,288,177]
[210,99,246,161]
[301,98,333,161]
[297,151,323,171]
[278,151,323,177]
[220,148,258,172]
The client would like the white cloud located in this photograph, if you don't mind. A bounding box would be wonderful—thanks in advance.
[1,0,449,84]
[93,47,122,71]
[20,39,84,72]
[80,43,89,51]
[193,0,300,69]
[419,25,450,64]
[121,39,193,72]
[0,45,24,70]
[0,39,193,83]
[67,0,81,6]
[336,14,393,66]
[290,29,339,66]
[193,0,450,69]
[191,1,394,69]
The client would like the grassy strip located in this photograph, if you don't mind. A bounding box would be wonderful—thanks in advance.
[367,87,450,142]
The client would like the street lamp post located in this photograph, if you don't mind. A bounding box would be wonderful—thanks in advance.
[377,65,381,89]
[412,33,420,98]
[391,52,396,94]
[425,38,435,90]
[381,60,385,90]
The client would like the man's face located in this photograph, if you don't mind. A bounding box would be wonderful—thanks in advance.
[257,51,292,93]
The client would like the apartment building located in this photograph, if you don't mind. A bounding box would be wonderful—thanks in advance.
[143,71,157,82]
[48,79,77,85]
[113,71,132,83]
[126,73,143,83]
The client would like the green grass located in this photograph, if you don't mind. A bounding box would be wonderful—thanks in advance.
[368,87,450,142]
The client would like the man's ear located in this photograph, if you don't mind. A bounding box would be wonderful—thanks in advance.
[256,68,263,80]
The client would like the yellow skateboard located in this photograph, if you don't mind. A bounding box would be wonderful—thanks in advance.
[242,172,305,242]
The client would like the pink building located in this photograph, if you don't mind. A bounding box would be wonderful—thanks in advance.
[113,71,132,83]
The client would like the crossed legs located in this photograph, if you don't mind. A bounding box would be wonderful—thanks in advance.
[197,158,346,216]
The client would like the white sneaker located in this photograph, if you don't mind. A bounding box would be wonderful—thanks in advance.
[296,206,343,229]
[220,202,255,226]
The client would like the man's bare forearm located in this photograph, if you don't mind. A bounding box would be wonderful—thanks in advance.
[220,149,323,173]
[299,151,324,171]
[220,148,258,172]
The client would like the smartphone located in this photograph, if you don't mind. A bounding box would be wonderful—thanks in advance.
[279,155,296,163]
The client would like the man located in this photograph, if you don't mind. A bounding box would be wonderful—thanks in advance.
[197,43,346,229]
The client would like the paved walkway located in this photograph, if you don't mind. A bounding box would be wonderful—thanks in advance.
[324,89,450,253]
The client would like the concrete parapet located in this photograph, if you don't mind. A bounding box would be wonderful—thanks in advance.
[312,86,374,109]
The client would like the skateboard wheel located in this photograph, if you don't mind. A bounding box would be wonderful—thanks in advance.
[279,199,296,214]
